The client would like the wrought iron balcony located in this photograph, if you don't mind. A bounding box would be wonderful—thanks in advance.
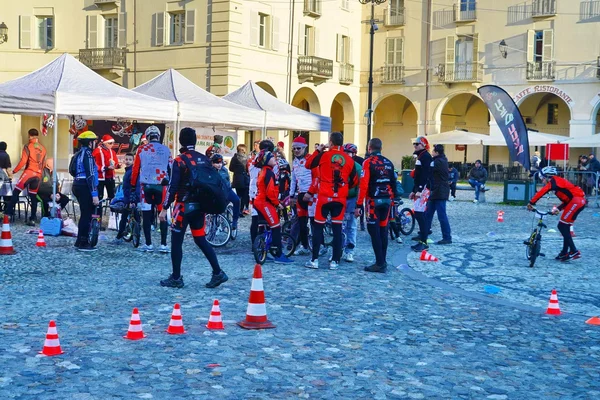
[79,48,125,70]
[597,56,600,79]
[304,0,322,17]
[526,61,555,80]
[453,2,477,22]
[581,0,600,19]
[438,62,482,83]
[384,6,405,26]
[380,65,405,84]
[532,0,556,17]
[297,56,333,85]
[339,63,354,85]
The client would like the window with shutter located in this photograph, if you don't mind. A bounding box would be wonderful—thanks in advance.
[542,29,553,62]
[250,13,258,47]
[298,23,305,55]
[271,16,280,51]
[20,15,32,49]
[118,13,126,48]
[185,9,195,44]
[156,12,165,46]
[169,12,185,45]
[86,15,98,49]
[36,17,54,50]
[105,17,118,48]
[445,35,456,81]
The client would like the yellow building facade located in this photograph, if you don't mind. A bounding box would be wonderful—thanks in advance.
[0,0,364,166]
[362,0,600,166]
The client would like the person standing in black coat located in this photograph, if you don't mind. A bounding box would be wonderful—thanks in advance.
[409,136,433,252]
[424,144,452,245]
[229,144,250,215]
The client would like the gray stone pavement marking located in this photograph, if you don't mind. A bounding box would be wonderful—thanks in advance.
[1,200,600,398]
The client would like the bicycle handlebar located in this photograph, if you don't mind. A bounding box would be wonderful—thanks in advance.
[529,206,553,216]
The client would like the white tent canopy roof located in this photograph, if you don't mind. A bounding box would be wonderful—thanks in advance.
[561,135,600,148]
[132,69,265,129]
[481,130,566,146]
[223,81,331,132]
[417,130,486,145]
[0,53,177,121]
[420,130,568,147]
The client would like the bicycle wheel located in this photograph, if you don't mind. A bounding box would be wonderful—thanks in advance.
[206,214,231,247]
[253,235,267,265]
[398,208,415,236]
[89,219,100,248]
[132,221,141,248]
[526,232,541,268]
[123,220,133,242]
[271,233,296,258]
[323,222,334,247]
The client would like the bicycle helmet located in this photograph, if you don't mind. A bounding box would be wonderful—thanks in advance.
[211,153,224,164]
[254,150,274,168]
[540,166,558,177]
[343,143,358,154]
[77,131,98,140]
[413,136,430,150]
[144,125,161,142]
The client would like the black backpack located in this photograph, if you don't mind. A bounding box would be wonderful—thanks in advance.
[181,153,229,214]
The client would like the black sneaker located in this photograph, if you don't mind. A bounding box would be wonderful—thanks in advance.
[78,243,97,252]
[160,274,185,288]
[566,250,581,261]
[555,252,568,260]
[411,242,429,252]
[206,271,228,288]
[364,264,387,273]
[437,239,452,245]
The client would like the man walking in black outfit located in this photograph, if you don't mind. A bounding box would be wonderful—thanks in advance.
[409,136,433,252]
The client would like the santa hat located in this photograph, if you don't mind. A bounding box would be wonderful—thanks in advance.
[292,137,307,147]
[277,141,285,149]
[102,134,115,143]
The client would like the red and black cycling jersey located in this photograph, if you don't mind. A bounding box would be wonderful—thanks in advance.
[256,165,279,207]
[305,146,358,199]
[357,153,397,206]
[164,147,209,208]
[530,176,585,210]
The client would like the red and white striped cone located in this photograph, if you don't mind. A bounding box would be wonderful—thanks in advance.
[36,230,47,248]
[420,250,439,262]
[546,289,561,315]
[206,299,224,330]
[124,307,146,340]
[39,320,64,356]
[237,264,275,329]
[166,303,185,334]
[0,215,16,255]
[497,211,504,222]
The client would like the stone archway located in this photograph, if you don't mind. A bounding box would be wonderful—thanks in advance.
[330,92,356,143]
[256,82,277,98]
[373,94,418,166]
[292,87,324,148]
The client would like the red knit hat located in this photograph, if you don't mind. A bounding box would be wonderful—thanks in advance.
[277,141,285,149]
[292,137,307,147]
[102,134,114,143]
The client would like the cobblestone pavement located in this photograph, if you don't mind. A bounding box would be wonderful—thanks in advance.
[1,191,600,399]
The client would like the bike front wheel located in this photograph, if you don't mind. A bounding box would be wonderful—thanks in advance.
[89,219,100,248]
[398,208,415,236]
[269,233,296,258]
[132,221,141,248]
[206,214,232,247]
[526,232,541,267]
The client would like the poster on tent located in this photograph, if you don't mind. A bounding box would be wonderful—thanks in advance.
[87,121,166,163]
[174,125,239,157]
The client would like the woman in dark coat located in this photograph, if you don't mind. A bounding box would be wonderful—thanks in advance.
[424,144,452,245]
[229,144,250,214]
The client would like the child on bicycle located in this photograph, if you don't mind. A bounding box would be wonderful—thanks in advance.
[527,166,586,261]
[112,153,140,244]
[253,150,293,264]
[211,153,240,236]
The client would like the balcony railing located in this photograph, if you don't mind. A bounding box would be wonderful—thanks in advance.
[79,48,125,70]
[297,56,333,85]
[304,0,322,17]
[581,0,600,19]
[453,3,477,22]
[526,61,556,80]
[597,57,600,79]
[381,65,405,84]
[532,0,556,17]
[384,7,405,26]
[438,62,482,83]
[339,63,354,85]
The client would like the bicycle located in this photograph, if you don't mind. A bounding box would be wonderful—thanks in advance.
[253,219,296,265]
[524,207,554,268]
[389,199,415,239]
[205,213,232,247]
[121,204,142,248]
[223,203,237,240]
[89,199,107,248]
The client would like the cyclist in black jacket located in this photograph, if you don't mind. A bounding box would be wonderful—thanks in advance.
[409,136,433,252]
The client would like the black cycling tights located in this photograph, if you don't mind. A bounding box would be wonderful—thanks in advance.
[171,230,220,279]
[367,224,389,266]
[250,215,259,246]
[311,222,343,262]
[142,208,167,246]
[558,222,577,253]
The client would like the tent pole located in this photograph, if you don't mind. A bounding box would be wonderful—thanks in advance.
[51,112,58,217]
[173,103,181,157]
[262,110,267,140]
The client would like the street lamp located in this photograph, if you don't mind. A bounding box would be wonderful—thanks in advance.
[0,22,8,45]
[499,39,508,59]
[359,0,386,153]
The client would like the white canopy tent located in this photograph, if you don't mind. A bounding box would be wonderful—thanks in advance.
[481,130,566,146]
[419,130,567,147]
[416,130,487,145]
[223,81,331,134]
[0,53,178,211]
[561,135,600,148]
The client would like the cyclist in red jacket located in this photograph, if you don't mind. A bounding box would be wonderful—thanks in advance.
[528,166,586,261]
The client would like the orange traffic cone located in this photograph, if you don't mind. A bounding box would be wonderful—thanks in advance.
[166,303,185,334]
[420,250,439,262]
[497,211,504,222]
[585,316,600,325]
[206,299,224,330]
[40,320,64,356]
[546,289,561,315]
[570,225,575,237]
[124,307,146,340]
[36,230,47,248]
[0,215,16,255]
[237,264,275,329]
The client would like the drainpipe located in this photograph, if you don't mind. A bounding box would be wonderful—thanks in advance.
[206,0,213,91]
[424,0,432,135]
[133,0,137,87]
[286,0,296,104]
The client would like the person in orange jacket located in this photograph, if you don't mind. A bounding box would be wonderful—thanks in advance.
[92,134,120,201]
[4,129,47,225]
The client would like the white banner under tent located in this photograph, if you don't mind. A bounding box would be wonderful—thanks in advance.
[0,53,178,212]
[419,130,568,146]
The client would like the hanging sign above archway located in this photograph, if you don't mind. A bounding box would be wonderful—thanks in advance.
[513,85,574,106]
